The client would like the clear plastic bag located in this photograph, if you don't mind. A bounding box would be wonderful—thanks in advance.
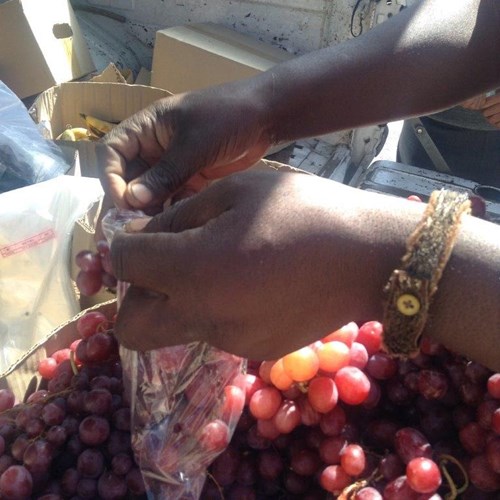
[0,175,104,373]
[0,81,68,193]
[102,208,245,499]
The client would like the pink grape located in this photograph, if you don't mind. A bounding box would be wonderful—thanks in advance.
[249,387,282,420]
[76,311,107,339]
[38,358,58,380]
[319,465,352,493]
[335,366,371,405]
[308,376,338,414]
[487,373,500,399]
[273,400,301,434]
[356,321,383,355]
[340,444,366,477]
[406,457,442,493]
[199,420,230,453]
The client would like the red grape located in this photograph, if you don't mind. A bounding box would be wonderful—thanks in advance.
[319,464,352,493]
[249,387,282,420]
[335,366,371,405]
[356,321,383,355]
[308,376,338,414]
[406,457,442,493]
[38,357,58,380]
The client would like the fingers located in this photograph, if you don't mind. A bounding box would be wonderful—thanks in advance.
[110,184,232,289]
[482,95,500,128]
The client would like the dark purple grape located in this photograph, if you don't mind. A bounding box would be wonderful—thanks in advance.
[23,439,53,474]
[76,477,97,498]
[112,408,130,431]
[97,471,127,499]
[83,388,112,415]
[0,465,33,499]
[0,389,15,412]
[11,434,30,461]
[76,270,103,297]
[125,467,146,495]
[77,448,105,479]
[111,453,133,476]
[79,415,110,446]
[60,468,79,497]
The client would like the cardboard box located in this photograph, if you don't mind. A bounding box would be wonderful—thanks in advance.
[0,0,95,99]
[0,300,116,403]
[31,81,171,147]
[151,22,292,93]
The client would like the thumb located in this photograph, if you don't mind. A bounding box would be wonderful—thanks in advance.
[124,141,213,209]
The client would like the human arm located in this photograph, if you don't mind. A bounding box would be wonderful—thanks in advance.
[110,169,500,371]
[99,0,500,211]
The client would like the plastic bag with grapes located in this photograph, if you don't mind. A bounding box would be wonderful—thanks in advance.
[102,208,246,499]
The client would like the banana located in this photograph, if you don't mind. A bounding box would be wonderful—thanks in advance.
[80,113,118,138]
[56,127,91,141]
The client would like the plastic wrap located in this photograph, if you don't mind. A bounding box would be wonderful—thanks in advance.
[0,81,68,193]
[102,209,245,499]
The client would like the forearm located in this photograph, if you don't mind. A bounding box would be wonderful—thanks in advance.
[252,0,500,142]
[324,187,500,370]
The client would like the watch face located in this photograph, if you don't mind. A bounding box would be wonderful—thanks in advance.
[382,270,429,359]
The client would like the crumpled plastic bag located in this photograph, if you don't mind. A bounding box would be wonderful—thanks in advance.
[102,208,245,499]
[0,81,68,193]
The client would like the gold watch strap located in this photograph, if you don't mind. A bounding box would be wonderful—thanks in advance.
[382,190,471,358]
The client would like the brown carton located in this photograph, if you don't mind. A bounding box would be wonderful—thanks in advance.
[0,0,95,99]
[151,22,292,94]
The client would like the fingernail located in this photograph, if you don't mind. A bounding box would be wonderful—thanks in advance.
[129,183,153,204]
[125,217,152,233]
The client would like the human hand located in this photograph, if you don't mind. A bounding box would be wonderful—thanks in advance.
[97,82,273,214]
[481,92,500,128]
[461,91,500,128]
[109,168,391,361]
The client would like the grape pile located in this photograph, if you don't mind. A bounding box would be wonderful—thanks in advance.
[0,310,146,500]
[202,321,500,499]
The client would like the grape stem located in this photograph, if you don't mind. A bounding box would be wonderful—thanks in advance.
[439,453,469,500]
[338,467,382,499]
[205,472,224,499]
[69,350,79,376]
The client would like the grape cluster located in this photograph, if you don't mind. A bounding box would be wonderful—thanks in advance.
[75,241,117,296]
[202,321,500,499]
[0,311,146,500]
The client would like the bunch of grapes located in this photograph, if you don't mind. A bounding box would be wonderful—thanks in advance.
[0,310,146,500]
[202,320,500,499]
[75,241,117,297]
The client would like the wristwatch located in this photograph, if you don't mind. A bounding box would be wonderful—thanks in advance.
[382,189,471,358]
